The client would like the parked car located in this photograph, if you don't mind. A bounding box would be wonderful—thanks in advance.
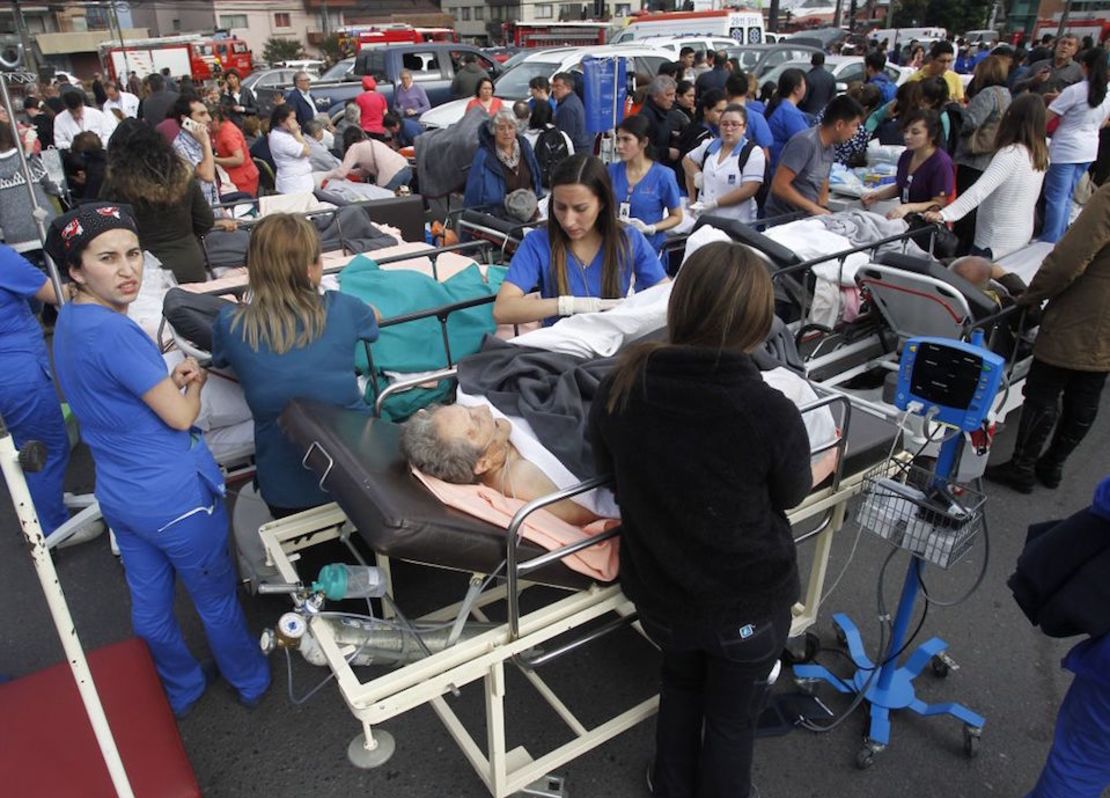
[419,44,673,130]
[617,35,748,57]
[307,43,503,118]
[242,68,301,119]
[483,46,520,64]
[785,27,851,51]
[722,43,824,78]
[275,59,325,76]
[759,55,910,93]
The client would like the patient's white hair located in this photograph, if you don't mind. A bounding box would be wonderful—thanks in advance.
[400,405,482,484]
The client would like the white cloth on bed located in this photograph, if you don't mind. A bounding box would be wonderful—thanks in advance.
[762,218,869,286]
[163,350,255,466]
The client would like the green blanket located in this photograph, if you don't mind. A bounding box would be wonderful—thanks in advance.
[338,254,507,420]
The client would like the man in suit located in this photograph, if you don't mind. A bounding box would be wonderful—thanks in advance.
[284,71,317,128]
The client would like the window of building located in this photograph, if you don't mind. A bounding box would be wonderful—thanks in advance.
[274,12,292,28]
[220,14,248,29]
[474,6,485,20]
[461,7,471,20]
[85,7,110,30]
[614,3,631,15]
[172,18,182,31]
[535,3,554,18]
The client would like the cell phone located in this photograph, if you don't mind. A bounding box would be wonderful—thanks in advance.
[181,117,203,135]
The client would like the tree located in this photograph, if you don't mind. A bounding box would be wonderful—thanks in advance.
[317,34,344,66]
[262,37,305,66]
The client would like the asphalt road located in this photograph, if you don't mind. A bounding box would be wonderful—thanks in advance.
[2,392,1108,798]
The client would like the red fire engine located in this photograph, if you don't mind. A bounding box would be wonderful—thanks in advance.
[102,34,253,82]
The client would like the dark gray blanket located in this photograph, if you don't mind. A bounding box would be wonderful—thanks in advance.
[456,337,615,479]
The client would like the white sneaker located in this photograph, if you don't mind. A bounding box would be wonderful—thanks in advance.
[54,519,106,549]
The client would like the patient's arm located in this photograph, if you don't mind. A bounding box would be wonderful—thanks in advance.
[484,457,601,526]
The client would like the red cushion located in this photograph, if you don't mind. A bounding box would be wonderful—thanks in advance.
[0,638,200,798]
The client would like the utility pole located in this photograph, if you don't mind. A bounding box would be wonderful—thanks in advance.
[1055,0,1072,39]
[12,0,39,75]
[107,2,132,81]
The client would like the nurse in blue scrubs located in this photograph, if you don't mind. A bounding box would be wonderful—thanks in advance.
[607,115,683,255]
[46,204,269,717]
[0,245,75,538]
[210,213,380,519]
[493,153,669,327]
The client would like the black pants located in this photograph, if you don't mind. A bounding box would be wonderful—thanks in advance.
[639,605,791,798]
[1022,358,1109,462]
[954,164,983,256]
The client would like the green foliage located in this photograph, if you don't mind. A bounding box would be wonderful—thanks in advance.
[317,34,344,65]
[891,0,992,33]
[262,37,306,65]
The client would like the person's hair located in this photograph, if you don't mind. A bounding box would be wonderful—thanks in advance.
[892,80,922,117]
[992,44,1015,60]
[812,51,826,66]
[679,46,694,58]
[720,102,748,125]
[547,154,627,299]
[488,106,518,135]
[383,112,400,129]
[714,50,728,66]
[462,52,477,65]
[242,115,261,137]
[657,61,680,78]
[995,93,1048,171]
[865,51,886,72]
[759,80,776,104]
[63,91,84,112]
[767,67,805,117]
[949,256,992,289]
[846,81,882,113]
[342,124,366,154]
[528,75,549,92]
[303,118,323,137]
[648,74,676,99]
[551,71,574,87]
[23,96,42,112]
[293,70,310,82]
[399,406,482,484]
[910,44,925,61]
[171,93,202,124]
[617,114,652,157]
[147,73,164,92]
[676,79,694,97]
[101,118,192,205]
[1079,47,1108,107]
[724,71,748,98]
[900,108,943,148]
[71,130,104,154]
[605,242,775,412]
[104,79,118,92]
[224,68,240,82]
[473,76,494,98]
[230,214,325,355]
[919,75,949,108]
[0,120,14,152]
[1081,35,1094,50]
[529,99,553,129]
[821,94,864,126]
[972,55,1008,92]
[693,50,706,65]
[930,40,954,59]
[695,88,726,121]
[270,103,295,130]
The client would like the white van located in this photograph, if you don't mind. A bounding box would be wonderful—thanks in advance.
[611,10,766,46]
[870,27,947,51]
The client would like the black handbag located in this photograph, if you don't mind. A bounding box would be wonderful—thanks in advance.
[905,213,960,260]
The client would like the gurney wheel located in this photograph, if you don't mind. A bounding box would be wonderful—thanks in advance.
[855,746,876,770]
[963,726,981,759]
[930,655,950,679]
[347,729,396,769]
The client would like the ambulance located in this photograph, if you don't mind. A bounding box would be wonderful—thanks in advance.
[610,8,767,45]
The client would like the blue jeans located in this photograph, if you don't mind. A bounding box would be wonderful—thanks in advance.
[1041,162,1089,243]
[108,496,270,714]
[1,372,70,534]
[1027,671,1110,797]
[384,165,413,192]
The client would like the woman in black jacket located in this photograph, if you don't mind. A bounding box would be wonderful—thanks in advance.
[589,241,812,798]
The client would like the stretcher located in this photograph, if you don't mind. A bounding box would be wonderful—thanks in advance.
[255,387,902,797]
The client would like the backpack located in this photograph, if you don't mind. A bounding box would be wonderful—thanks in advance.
[701,138,771,212]
[940,102,965,157]
[534,126,570,189]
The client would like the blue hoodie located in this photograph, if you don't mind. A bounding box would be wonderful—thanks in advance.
[868,71,897,104]
[463,123,544,212]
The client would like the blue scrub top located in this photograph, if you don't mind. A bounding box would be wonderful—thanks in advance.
[744,106,774,150]
[210,291,378,510]
[53,303,222,520]
[768,102,811,171]
[0,246,51,385]
[506,226,667,326]
[607,161,682,252]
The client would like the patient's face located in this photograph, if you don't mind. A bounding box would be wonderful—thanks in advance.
[435,405,512,472]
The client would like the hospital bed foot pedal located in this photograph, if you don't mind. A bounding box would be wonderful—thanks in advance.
[515,774,567,798]
[347,728,396,769]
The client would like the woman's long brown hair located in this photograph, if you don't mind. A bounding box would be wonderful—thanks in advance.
[994,93,1048,171]
[606,241,775,412]
[547,153,628,299]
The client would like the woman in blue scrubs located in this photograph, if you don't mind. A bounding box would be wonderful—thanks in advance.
[210,213,380,518]
[493,153,669,326]
[607,115,683,254]
[46,204,269,717]
[0,245,80,540]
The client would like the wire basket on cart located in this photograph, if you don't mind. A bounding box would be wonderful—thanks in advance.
[855,461,987,569]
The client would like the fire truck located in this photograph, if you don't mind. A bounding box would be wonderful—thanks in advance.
[336,25,458,56]
[503,21,616,48]
[101,34,253,82]
[1030,14,1110,45]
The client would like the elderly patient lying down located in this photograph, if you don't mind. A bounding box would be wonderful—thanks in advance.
[400,248,839,527]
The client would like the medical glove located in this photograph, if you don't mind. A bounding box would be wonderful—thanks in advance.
[689,199,718,215]
[557,296,622,316]
[693,172,704,189]
[626,217,657,236]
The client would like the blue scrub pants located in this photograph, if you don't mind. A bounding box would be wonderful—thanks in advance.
[1,374,70,535]
[1028,673,1110,798]
[1041,162,1090,243]
[109,497,270,714]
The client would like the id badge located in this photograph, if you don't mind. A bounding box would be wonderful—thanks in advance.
[618,201,631,220]
[727,173,737,186]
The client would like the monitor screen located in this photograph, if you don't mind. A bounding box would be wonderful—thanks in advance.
[909,342,982,411]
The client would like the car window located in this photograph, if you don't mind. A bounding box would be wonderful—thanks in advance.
[885,66,902,82]
[321,58,354,80]
[403,51,441,79]
[635,56,669,78]
[448,50,495,76]
[233,42,247,54]
[838,63,864,84]
[493,60,562,97]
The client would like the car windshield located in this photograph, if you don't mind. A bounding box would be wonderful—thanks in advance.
[321,58,354,80]
[494,60,563,97]
[760,61,808,86]
[725,48,763,69]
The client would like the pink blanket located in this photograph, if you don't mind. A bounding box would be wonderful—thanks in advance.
[411,469,620,582]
